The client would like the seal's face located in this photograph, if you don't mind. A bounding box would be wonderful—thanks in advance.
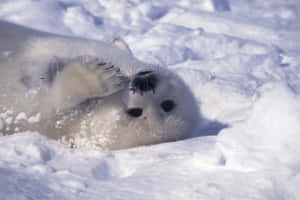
[114,70,199,148]
[124,70,179,120]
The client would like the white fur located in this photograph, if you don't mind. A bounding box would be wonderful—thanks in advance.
[0,21,200,150]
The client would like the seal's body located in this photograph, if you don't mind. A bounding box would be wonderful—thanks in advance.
[0,21,200,150]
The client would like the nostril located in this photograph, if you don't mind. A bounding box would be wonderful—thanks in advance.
[127,108,143,118]
[137,70,153,76]
[130,73,157,94]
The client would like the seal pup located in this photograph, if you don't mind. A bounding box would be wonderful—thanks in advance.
[0,21,200,150]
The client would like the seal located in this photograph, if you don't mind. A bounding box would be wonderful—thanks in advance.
[0,20,200,150]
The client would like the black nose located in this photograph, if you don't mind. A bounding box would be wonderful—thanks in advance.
[127,108,143,118]
[130,71,157,95]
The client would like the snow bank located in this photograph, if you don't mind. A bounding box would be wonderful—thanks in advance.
[0,0,300,199]
[218,83,300,170]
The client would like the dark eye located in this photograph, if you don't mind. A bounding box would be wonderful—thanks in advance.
[161,100,175,112]
[127,108,143,118]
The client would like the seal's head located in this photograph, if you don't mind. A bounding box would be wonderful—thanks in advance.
[118,69,200,149]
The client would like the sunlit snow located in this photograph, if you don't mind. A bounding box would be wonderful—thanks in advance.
[0,0,300,199]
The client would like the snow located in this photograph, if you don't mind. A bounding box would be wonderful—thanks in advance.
[0,0,300,199]
[28,113,41,124]
[15,112,28,122]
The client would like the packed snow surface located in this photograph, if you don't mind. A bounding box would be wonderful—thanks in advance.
[1,0,300,199]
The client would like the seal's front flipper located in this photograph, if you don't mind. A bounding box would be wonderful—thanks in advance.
[47,56,129,111]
